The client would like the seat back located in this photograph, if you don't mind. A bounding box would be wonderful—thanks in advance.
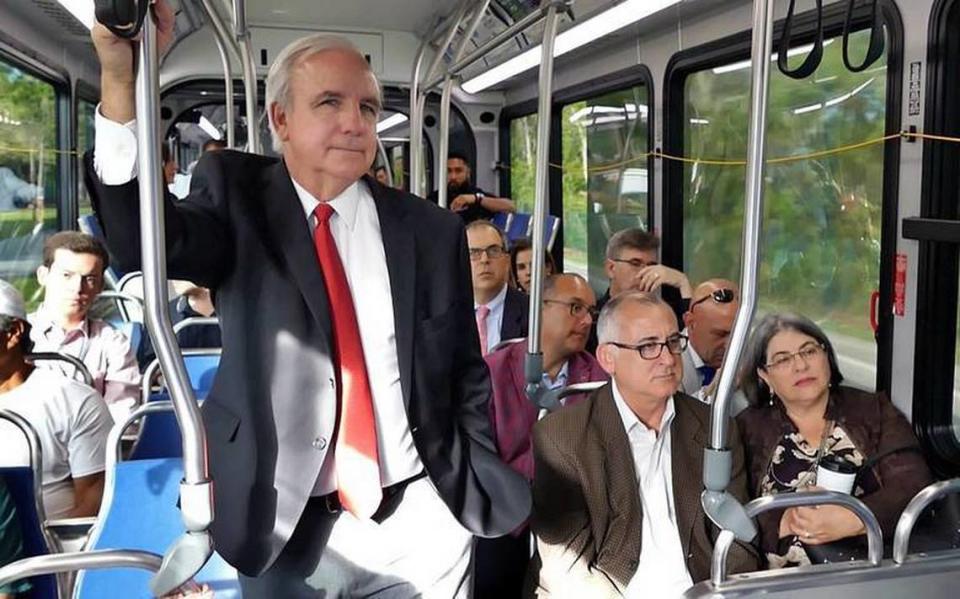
[543,214,561,251]
[490,212,513,232]
[26,353,94,388]
[77,404,238,598]
[0,410,58,598]
[505,213,532,244]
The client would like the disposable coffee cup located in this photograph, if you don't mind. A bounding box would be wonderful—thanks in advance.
[816,455,858,494]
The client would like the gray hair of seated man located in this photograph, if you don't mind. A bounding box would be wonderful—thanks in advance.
[596,291,669,345]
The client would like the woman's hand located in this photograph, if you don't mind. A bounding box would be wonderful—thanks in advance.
[784,503,866,544]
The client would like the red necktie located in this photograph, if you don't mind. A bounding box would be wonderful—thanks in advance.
[312,203,382,519]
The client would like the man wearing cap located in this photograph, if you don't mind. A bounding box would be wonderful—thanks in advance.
[0,280,113,519]
[680,279,740,403]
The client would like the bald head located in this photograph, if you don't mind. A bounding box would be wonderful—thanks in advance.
[683,278,740,368]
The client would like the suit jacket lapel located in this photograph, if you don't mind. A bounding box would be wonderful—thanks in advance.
[369,177,415,409]
[671,395,706,560]
[262,160,332,345]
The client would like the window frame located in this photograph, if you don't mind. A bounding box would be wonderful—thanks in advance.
[662,0,904,398]
[910,0,960,476]
[498,65,655,270]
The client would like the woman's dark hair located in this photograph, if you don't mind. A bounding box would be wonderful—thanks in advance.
[509,237,556,291]
[739,312,844,407]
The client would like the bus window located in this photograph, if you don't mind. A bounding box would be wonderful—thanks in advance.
[682,29,887,391]
[560,85,649,288]
[77,99,96,217]
[509,112,538,214]
[0,58,59,308]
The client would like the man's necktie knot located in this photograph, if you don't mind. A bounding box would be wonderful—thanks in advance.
[314,202,335,226]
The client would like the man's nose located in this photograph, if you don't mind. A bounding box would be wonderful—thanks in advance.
[340,103,365,133]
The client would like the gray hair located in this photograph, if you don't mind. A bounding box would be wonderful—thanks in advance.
[605,228,659,260]
[265,34,382,153]
[465,220,508,250]
[596,291,668,344]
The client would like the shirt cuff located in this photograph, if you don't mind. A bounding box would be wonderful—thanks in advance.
[94,104,138,185]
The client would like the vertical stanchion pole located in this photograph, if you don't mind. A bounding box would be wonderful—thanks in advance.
[232,0,260,153]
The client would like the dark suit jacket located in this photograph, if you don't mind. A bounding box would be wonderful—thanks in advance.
[84,150,531,576]
[500,287,530,343]
[530,385,758,596]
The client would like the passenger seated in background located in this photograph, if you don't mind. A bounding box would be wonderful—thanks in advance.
[0,280,112,519]
[28,232,140,422]
[509,237,556,293]
[680,278,744,408]
[737,313,933,568]
[467,221,528,354]
[428,151,515,223]
[373,165,389,186]
[138,284,221,367]
[587,228,692,352]
[531,292,757,597]
[0,478,30,598]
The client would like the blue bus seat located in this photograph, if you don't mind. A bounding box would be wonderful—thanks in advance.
[505,212,532,244]
[76,458,239,598]
[182,354,219,399]
[0,468,57,599]
[490,212,512,232]
[117,321,144,365]
[543,214,561,251]
[128,394,182,460]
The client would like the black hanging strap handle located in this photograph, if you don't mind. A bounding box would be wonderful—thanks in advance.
[842,0,885,72]
[93,0,151,39]
[778,0,824,80]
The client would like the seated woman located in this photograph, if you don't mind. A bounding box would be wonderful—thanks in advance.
[737,313,933,568]
[509,237,556,293]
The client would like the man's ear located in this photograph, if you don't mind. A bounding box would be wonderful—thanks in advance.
[4,320,25,352]
[36,265,48,286]
[604,259,615,282]
[269,102,289,146]
[682,310,694,329]
[596,343,616,376]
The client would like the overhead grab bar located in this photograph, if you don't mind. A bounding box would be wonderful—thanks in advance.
[199,0,240,148]
[701,0,773,545]
[711,491,884,585]
[523,1,566,410]
[892,477,960,564]
[132,9,214,596]
[231,0,260,154]
[437,1,491,209]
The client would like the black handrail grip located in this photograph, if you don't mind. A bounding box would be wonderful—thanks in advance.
[843,0,885,72]
[778,0,824,80]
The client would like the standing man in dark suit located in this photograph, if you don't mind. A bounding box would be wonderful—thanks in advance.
[466,220,528,354]
[86,4,530,596]
[531,292,757,597]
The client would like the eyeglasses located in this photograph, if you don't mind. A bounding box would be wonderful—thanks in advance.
[689,288,736,310]
[610,257,657,270]
[543,299,599,320]
[469,245,507,261]
[608,334,688,360]
[763,343,825,372]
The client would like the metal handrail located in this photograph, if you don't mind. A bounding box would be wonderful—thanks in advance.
[199,0,240,148]
[26,352,94,388]
[141,348,222,406]
[0,550,163,590]
[711,491,883,586]
[172,316,220,335]
[701,0,774,544]
[893,478,960,563]
[376,138,394,188]
[231,0,260,154]
[523,2,563,407]
[134,13,213,596]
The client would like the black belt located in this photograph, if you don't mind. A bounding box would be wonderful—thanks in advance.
[315,470,428,523]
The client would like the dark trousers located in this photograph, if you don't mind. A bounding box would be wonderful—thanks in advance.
[473,529,531,599]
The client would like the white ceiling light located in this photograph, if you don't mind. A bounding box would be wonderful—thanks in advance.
[377,113,408,134]
[198,115,223,140]
[462,0,683,94]
[711,40,835,75]
[57,0,95,30]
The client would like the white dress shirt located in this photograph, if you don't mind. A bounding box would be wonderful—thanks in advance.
[611,383,694,598]
[93,110,423,494]
[475,284,507,351]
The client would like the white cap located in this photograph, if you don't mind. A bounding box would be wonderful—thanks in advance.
[0,279,26,321]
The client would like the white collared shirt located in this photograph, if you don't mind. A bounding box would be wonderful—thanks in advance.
[611,383,693,598]
[93,110,423,493]
[475,284,507,352]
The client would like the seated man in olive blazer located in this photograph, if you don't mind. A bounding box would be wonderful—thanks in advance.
[531,292,758,597]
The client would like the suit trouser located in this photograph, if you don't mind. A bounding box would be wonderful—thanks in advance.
[239,477,473,598]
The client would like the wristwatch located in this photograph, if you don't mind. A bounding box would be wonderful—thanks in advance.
[475,191,484,205]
